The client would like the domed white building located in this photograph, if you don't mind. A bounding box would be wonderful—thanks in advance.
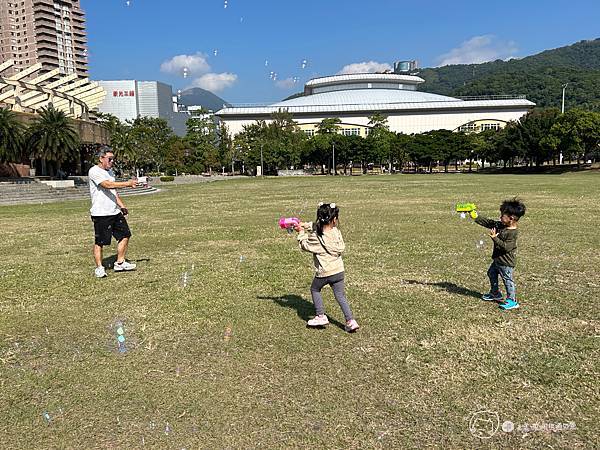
[216,73,535,136]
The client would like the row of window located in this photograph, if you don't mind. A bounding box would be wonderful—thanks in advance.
[303,127,364,137]
[458,122,502,132]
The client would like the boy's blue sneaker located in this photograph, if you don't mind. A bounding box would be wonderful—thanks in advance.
[482,292,504,302]
[499,299,520,310]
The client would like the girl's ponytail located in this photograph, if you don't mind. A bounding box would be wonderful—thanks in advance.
[315,202,339,236]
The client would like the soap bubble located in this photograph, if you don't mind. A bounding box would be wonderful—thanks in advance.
[125,0,131,6]
[239,255,245,263]
[264,60,269,67]
[475,239,485,250]
[182,67,189,78]
[223,0,228,9]
[179,271,191,288]
[213,49,218,56]
[460,212,466,219]
[301,59,308,69]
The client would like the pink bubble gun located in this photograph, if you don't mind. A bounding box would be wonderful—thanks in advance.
[278,217,300,231]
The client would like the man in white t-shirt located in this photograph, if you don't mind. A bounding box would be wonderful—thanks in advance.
[88,146,138,278]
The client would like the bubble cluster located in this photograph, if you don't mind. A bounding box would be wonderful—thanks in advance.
[301,59,308,69]
[223,0,228,9]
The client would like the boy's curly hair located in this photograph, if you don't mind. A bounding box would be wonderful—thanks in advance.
[500,198,526,220]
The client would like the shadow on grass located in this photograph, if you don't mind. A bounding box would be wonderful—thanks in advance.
[102,255,150,269]
[257,294,346,331]
[403,279,483,300]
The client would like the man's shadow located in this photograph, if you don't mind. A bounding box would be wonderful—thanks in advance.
[257,294,346,331]
[403,279,482,300]
[102,255,150,269]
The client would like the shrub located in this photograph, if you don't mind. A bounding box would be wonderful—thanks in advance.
[160,176,175,182]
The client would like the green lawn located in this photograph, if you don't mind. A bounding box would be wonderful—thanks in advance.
[0,173,598,448]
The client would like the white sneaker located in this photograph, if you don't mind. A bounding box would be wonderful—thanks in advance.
[345,319,360,333]
[95,266,107,278]
[114,260,136,272]
[307,315,329,327]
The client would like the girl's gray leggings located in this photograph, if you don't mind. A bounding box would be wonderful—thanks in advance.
[310,272,353,321]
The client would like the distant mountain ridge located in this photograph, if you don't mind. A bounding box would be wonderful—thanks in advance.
[419,38,600,111]
[178,87,230,112]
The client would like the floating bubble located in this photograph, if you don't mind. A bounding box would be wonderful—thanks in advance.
[240,17,244,23]
[179,271,191,288]
[182,67,189,78]
[301,59,308,69]
[293,76,300,84]
[115,320,127,353]
[213,49,218,56]
[223,0,228,8]
[165,422,171,435]
[476,239,485,250]
[264,60,269,67]
[460,212,466,219]
[42,412,51,424]
[223,326,233,341]
[239,255,245,263]
[125,0,131,6]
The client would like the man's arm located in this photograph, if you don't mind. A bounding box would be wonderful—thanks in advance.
[99,178,137,190]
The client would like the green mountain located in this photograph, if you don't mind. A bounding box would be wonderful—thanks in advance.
[419,38,600,111]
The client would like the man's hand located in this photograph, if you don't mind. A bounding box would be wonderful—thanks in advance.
[129,178,138,188]
[489,227,498,239]
[121,207,129,216]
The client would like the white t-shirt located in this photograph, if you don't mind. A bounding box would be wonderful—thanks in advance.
[88,165,120,216]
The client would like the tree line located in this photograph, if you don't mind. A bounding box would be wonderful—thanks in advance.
[1,106,598,177]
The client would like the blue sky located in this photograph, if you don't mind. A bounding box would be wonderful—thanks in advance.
[83,0,600,103]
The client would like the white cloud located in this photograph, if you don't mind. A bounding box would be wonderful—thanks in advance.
[275,78,297,89]
[436,35,518,66]
[160,52,210,76]
[190,72,238,92]
[337,61,393,75]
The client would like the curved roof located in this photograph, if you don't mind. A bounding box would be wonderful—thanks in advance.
[272,88,459,107]
[305,73,424,87]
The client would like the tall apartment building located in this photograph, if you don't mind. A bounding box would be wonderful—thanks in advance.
[0,0,88,78]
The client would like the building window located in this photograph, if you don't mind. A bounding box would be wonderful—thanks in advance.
[459,123,477,132]
[481,123,501,131]
[303,129,315,137]
[341,128,360,136]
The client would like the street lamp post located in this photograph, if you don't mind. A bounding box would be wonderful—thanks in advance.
[260,144,264,177]
[561,83,569,114]
[332,142,335,175]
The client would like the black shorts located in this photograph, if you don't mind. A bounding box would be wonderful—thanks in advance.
[91,213,131,246]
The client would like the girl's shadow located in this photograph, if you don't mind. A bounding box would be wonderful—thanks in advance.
[257,294,346,331]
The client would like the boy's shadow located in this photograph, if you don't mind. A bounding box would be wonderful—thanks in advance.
[403,279,482,300]
[257,294,346,331]
[102,255,151,269]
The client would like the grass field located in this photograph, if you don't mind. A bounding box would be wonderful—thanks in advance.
[1,173,598,449]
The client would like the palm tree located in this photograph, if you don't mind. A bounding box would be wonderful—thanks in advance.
[27,106,80,176]
[0,107,25,163]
